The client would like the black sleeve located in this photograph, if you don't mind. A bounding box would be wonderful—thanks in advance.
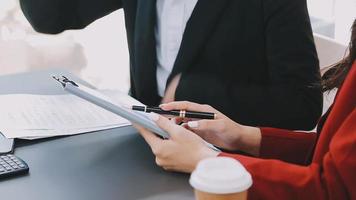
[19,0,122,34]
[175,0,322,130]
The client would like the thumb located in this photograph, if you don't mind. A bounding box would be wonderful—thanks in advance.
[187,119,225,134]
[149,113,183,138]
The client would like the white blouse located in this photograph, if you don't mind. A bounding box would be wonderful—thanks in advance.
[155,0,199,97]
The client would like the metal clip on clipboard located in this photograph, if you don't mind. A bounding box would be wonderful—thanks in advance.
[52,76,79,87]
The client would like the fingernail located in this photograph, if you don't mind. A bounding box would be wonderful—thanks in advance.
[159,104,166,107]
[149,113,159,121]
[188,121,198,128]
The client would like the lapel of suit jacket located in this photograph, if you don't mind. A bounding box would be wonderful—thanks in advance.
[133,0,160,105]
[166,0,230,85]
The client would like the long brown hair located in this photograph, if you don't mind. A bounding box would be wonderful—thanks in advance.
[322,19,356,92]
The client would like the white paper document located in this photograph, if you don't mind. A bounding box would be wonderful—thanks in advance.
[0,91,137,139]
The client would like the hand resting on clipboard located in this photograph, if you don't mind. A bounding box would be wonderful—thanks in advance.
[52,76,219,151]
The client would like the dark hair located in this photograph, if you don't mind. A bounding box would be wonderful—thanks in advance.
[322,19,356,92]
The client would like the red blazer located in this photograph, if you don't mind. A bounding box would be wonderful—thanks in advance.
[220,62,356,200]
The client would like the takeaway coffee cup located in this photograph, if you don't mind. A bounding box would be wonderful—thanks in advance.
[190,157,252,200]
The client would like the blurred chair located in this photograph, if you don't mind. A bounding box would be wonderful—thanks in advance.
[313,33,348,115]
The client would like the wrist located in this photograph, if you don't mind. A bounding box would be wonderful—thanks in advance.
[237,126,262,156]
[225,123,244,150]
[192,147,219,172]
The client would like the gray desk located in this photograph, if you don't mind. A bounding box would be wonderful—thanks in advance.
[0,69,194,200]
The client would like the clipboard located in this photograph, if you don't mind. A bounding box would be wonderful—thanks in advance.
[52,76,169,138]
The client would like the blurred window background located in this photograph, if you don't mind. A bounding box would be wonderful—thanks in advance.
[0,0,355,92]
[308,0,355,44]
[0,0,129,92]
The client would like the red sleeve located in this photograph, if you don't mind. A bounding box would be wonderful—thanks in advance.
[258,127,317,164]
[219,109,356,200]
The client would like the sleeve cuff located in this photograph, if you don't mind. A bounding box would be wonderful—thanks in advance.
[258,127,317,164]
[218,152,261,167]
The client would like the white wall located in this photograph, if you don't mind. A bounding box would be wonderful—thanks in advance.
[334,0,356,44]
[69,11,130,92]
[307,0,335,21]
[308,0,356,44]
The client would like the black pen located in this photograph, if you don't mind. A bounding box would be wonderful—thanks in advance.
[131,105,216,120]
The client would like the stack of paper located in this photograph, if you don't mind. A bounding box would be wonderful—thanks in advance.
[0,90,137,139]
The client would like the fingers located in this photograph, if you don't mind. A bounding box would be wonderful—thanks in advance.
[149,113,183,139]
[170,117,183,124]
[133,123,162,147]
[160,101,217,113]
[171,117,192,125]
[134,123,177,163]
[187,119,226,134]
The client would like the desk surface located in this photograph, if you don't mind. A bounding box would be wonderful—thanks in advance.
[0,69,194,200]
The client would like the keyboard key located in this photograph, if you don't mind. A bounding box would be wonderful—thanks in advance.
[0,154,29,178]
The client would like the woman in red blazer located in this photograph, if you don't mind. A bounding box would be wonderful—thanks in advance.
[135,20,356,199]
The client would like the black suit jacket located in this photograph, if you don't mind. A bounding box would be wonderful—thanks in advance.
[20,0,322,130]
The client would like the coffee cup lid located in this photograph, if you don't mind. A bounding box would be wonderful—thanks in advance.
[189,157,252,194]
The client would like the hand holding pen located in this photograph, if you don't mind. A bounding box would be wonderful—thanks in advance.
[149,101,256,153]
